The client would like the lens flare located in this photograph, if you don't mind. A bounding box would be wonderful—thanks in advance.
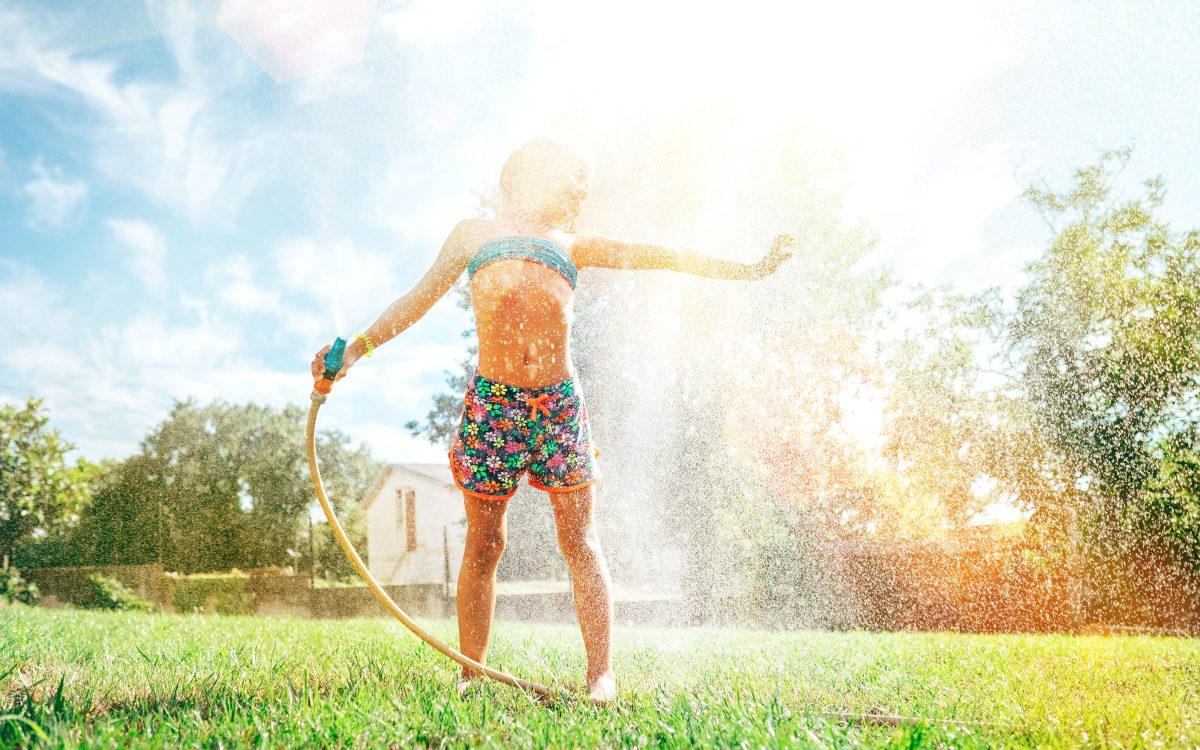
[218,0,378,83]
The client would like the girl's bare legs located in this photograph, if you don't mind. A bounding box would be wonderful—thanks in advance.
[456,492,509,691]
[548,483,616,704]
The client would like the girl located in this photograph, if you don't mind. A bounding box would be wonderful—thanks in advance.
[311,137,794,704]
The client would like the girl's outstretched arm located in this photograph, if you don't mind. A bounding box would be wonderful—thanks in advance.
[310,219,477,382]
[572,232,795,280]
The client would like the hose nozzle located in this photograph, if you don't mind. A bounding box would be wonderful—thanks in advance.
[313,337,347,396]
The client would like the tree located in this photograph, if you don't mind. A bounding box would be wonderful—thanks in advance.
[0,398,93,565]
[1135,429,1200,573]
[1011,148,1200,569]
[22,455,153,569]
[307,513,368,583]
[876,287,1016,533]
[47,400,381,574]
[302,421,379,581]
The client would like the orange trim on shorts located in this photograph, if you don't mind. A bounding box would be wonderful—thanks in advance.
[447,449,516,501]
[527,475,601,493]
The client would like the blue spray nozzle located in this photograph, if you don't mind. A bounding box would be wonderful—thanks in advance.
[323,337,347,379]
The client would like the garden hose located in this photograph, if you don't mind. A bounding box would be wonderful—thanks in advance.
[306,337,555,701]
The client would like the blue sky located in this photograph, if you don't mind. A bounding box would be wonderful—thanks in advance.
[2,0,1198,465]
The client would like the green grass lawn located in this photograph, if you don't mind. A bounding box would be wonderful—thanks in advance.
[2,606,1197,748]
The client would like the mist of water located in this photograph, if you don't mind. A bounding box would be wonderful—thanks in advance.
[472,108,895,631]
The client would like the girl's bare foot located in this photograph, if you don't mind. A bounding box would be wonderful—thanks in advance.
[456,670,484,697]
[587,671,616,705]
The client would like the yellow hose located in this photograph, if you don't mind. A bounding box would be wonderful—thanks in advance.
[305,390,556,700]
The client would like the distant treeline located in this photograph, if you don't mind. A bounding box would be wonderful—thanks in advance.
[4,399,380,579]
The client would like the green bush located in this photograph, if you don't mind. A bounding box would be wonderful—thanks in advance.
[0,566,40,605]
[85,573,153,612]
[169,572,256,615]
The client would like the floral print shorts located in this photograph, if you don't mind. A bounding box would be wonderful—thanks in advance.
[448,370,602,500]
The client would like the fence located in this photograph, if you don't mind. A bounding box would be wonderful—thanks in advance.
[682,538,1199,634]
[826,540,1082,633]
[24,565,680,625]
[309,584,452,619]
[26,540,1199,633]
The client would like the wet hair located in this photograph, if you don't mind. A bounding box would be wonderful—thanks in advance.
[499,136,595,198]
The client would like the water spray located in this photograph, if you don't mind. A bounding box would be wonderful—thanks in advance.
[306,340,1019,725]
[305,336,556,701]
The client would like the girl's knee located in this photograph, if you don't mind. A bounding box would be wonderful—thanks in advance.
[465,532,506,568]
[558,531,602,568]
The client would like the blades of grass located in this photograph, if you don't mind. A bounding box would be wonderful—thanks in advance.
[804,727,827,749]
[78,683,95,718]
[388,694,409,719]
[135,645,156,666]
[51,674,67,716]
[0,714,50,742]
[0,662,19,683]
[284,676,297,709]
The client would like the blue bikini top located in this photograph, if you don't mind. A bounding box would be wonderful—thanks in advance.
[467,236,578,290]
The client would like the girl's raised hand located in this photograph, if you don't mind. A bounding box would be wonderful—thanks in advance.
[751,233,796,279]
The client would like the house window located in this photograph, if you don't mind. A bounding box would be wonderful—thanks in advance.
[405,489,417,552]
[396,487,407,529]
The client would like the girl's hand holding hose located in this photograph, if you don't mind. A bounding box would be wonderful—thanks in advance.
[311,340,364,384]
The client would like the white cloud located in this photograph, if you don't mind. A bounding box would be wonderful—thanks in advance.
[0,260,311,461]
[23,160,87,226]
[335,342,472,409]
[106,218,167,292]
[206,255,282,316]
[0,261,76,368]
[203,254,325,338]
[313,342,472,463]
[275,237,412,333]
[0,5,269,220]
[64,309,307,458]
[342,420,450,464]
[146,0,204,86]
[361,161,471,238]
[0,240,468,464]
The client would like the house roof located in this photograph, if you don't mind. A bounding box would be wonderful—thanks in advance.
[360,462,454,511]
[400,463,456,484]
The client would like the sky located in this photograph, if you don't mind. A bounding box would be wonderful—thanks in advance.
[1,0,1198,467]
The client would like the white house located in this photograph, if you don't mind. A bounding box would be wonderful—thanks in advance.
[361,463,467,586]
